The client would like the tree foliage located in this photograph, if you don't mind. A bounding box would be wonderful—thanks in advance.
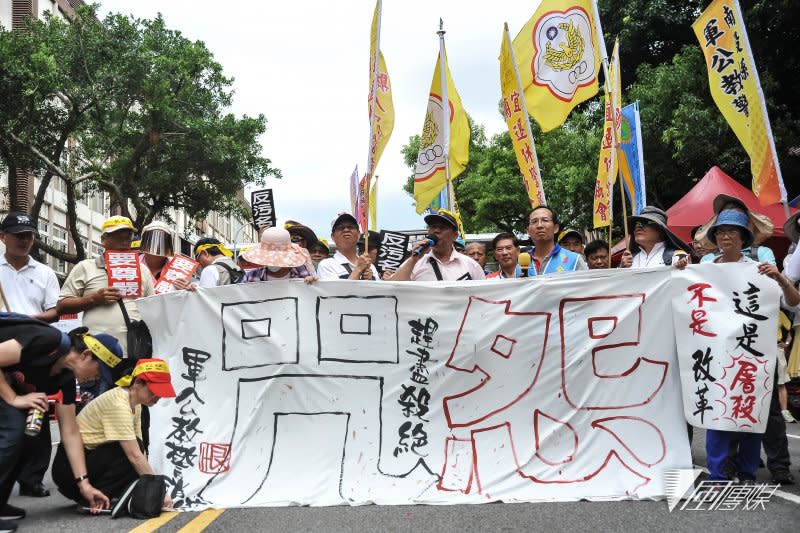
[400,0,799,235]
[0,6,279,262]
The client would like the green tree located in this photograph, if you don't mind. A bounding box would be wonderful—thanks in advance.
[0,6,280,263]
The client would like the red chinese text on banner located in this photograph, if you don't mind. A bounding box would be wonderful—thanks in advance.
[104,250,142,298]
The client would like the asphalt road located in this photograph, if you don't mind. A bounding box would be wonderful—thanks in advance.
[7,422,800,533]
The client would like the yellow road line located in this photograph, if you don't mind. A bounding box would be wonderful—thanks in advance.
[175,508,226,533]
[128,511,179,533]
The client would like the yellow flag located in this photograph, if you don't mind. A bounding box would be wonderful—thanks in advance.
[369,177,378,231]
[367,0,394,177]
[412,43,470,214]
[693,0,784,205]
[593,39,620,229]
[512,0,602,132]
[500,24,546,208]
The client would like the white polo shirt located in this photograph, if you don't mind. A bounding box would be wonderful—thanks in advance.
[0,254,60,315]
[317,251,379,280]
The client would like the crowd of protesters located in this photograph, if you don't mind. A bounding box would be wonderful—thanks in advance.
[1,190,799,529]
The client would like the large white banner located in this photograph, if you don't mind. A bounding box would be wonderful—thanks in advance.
[136,267,721,509]
[671,263,779,433]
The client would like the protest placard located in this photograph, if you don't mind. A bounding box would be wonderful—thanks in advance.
[251,189,277,230]
[154,255,200,295]
[375,230,409,274]
[104,250,142,298]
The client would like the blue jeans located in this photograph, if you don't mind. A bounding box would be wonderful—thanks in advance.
[0,398,28,506]
[706,428,762,480]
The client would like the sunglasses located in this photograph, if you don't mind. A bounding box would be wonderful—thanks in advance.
[634,220,658,230]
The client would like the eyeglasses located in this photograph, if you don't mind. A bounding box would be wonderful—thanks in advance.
[715,228,741,238]
[528,218,553,225]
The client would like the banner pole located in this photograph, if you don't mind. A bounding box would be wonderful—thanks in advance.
[591,3,628,251]
[437,19,452,210]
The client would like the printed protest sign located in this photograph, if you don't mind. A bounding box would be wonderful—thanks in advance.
[375,230,409,274]
[671,263,779,433]
[154,255,200,295]
[251,189,277,230]
[104,250,142,298]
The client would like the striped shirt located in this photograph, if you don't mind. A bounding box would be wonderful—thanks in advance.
[77,387,142,450]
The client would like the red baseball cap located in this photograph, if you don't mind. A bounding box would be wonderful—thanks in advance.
[130,358,176,398]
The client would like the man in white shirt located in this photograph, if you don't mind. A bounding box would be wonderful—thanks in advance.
[194,237,244,287]
[619,206,691,269]
[0,212,60,498]
[317,213,378,280]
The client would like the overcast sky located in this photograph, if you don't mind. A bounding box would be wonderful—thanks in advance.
[100,0,544,238]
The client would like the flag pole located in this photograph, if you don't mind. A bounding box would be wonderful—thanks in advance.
[371,175,379,231]
[437,18,452,211]
[591,3,629,251]
[364,0,384,256]
[504,22,546,207]
[731,0,788,217]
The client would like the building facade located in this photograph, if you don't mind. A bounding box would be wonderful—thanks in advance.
[0,1,258,274]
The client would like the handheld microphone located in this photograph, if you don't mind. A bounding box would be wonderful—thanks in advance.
[413,234,438,256]
[518,252,531,278]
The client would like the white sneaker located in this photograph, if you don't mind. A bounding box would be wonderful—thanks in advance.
[782,410,796,423]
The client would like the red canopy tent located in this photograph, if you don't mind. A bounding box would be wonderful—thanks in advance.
[666,166,796,242]
[610,166,796,263]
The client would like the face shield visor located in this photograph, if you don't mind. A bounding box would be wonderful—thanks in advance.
[139,229,174,257]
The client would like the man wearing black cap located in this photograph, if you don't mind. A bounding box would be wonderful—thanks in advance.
[619,206,691,269]
[317,213,378,280]
[0,213,60,499]
[390,209,484,281]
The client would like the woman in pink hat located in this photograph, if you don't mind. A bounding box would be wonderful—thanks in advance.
[241,227,317,283]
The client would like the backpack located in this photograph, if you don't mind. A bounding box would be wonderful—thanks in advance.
[214,261,245,284]
[112,475,167,519]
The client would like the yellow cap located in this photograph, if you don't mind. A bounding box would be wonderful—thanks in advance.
[102,216,136,234]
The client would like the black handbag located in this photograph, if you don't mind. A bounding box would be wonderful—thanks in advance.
[117,300,153,358]
[112,475,167,519]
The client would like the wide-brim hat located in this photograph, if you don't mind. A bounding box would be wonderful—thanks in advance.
[242,227,310,268]
[702,193,774,245]
[627,206,692,255]
[424,210,458,231]
[707,209,754,248]
[784,211,800,244]
[285,223,319,248]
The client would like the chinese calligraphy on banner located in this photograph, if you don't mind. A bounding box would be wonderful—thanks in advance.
[375,230,409,274]
[692,0,785,205]
[137,265,775,510]
[104,250,141,298]
[671,263,779,433]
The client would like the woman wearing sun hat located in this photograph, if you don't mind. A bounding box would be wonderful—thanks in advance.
[703,208,800,485]
[697,193,777,265]
[51,358,176,508]
[241,227,317,283]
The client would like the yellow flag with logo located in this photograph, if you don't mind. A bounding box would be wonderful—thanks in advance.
[693,0,784,205]
[512,0,602,132]
[367,0,394,178]
[593,39,620,229]
[413,45,470,214]
[500,24,546,208]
